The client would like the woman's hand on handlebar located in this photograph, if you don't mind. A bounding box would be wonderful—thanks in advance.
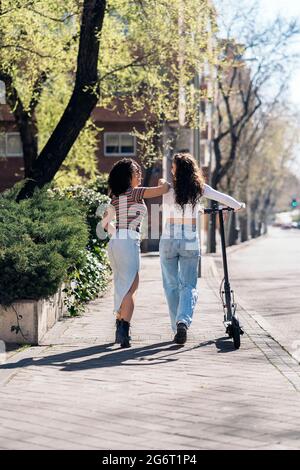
[235,202,246,212]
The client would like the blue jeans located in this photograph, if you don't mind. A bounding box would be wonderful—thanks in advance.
[159,224,200,332]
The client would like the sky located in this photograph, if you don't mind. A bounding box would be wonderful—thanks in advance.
[259,0,300,106]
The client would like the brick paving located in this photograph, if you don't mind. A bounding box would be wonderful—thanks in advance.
[0,253,300,450]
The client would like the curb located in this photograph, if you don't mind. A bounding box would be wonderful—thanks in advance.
[224,232,268,254]
[0,344,50,386]
[207,254,300,366]
[203,232,268,257]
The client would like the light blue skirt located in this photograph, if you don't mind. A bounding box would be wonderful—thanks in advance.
[107,229,141,315]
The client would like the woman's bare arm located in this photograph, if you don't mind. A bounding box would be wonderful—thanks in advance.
[203,184,245,211]
[143,179,171,199]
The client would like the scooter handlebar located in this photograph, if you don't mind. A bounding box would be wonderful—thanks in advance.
[203,206,234,214]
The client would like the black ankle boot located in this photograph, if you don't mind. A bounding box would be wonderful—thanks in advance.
[115,319,121,344]
[118,319,131,348]
[115,319,131,344]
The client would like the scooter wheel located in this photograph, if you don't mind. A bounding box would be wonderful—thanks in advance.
[226,325,233,338]
[232,317,241,349]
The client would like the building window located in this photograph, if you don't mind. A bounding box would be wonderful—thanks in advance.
[0,132,23,157]
[0,81,5,104]
[104,132,136,156]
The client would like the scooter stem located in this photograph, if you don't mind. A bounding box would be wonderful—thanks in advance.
[219,209,233,321]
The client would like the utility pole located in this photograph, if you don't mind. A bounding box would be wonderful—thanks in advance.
[193,68,202,277]
[206,0,217,254]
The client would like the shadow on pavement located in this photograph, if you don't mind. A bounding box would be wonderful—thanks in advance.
[0,335,240,372]
[0,341,193,371]
[215,336,239,353]
[0,337,239,371]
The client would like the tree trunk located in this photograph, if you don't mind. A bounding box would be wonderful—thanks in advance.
[0,72,39,176]
[16,0,106,202]
[239,213,248,242]
[227,211,238,246]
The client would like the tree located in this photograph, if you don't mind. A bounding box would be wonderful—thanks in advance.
[14,0,106,200]
[246,107,300,237]
[0,0,217,198]
[0,1,100,187]
[213,5,299,188]
[207,0,300,250]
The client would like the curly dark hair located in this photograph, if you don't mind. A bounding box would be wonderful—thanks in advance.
[108,158,141,197]
[173,153,205,209]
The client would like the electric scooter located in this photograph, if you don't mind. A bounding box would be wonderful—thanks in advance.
[204,205,244,349]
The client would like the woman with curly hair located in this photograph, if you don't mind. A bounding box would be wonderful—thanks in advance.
[102,158,170,348]
[160,153,245,344]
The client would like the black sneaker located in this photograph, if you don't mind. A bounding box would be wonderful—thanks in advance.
[174,322,187,345]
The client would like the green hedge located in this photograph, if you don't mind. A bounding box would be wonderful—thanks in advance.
[0,188,89,306]
[63,248,111,316]
[48,184,112,316]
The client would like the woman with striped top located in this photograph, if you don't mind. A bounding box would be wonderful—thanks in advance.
[102,158,170,348]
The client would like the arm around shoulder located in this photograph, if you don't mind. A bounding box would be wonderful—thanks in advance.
[143,180,171,199]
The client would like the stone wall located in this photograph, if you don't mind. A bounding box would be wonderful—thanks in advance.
[0,286,66,345]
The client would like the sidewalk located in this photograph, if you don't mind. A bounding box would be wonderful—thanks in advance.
[210,227,300,363]
[0,254,300,450]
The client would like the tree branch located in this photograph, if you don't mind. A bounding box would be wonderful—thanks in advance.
[0,1,33,17]
[0,44,54,59]
[26,8,77,24]
[99,56,149,82]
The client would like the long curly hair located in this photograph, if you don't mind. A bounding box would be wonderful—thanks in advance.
[173,153,205,209]
[108,158,141,197]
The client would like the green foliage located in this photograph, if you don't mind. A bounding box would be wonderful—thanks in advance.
[99,0,217,164]
[0,183,112,315]
[87,173,109,195]
[38,98,99,188]
[0,1,99,185]
[0,1,78,110]
[48,184,112,316]
[48,185,110,248]
[64,248,111,316]
[0,187,89,306]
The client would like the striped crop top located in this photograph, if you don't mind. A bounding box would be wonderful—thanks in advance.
[109,186,147,232]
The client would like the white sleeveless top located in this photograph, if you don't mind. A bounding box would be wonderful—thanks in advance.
[162,184,243,224]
